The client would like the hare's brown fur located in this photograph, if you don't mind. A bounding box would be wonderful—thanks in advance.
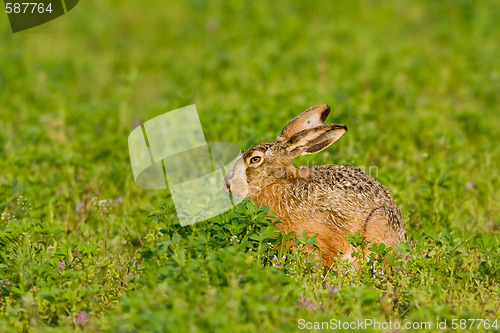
[225,105,407,267]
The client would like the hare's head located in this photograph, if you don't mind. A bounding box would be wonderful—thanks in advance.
[224,104,347,198]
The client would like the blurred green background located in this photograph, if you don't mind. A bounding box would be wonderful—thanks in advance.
[0,1,499,332]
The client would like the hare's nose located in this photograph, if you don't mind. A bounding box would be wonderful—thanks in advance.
[224,180,232,194]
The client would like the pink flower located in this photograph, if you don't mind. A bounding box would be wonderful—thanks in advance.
[76,312,89,325]
[328,285,340,295]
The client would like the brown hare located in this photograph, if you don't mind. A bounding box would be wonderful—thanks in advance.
[224,104,407,268]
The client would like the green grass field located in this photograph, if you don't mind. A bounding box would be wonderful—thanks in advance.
[1,1,499,332]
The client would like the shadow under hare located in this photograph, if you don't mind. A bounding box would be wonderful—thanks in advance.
[224,104,407,268]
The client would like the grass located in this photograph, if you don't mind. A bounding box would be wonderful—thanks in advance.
[0,0,499,332]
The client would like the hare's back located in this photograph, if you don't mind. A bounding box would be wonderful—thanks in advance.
[307,164,405,239]
[308,164,396,205]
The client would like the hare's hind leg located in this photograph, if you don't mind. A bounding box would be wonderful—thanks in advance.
[304,223,354,269]
[362,207,406,248]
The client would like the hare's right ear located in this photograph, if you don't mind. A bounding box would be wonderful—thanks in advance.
[277,104,331,141]
[285,124,347,157]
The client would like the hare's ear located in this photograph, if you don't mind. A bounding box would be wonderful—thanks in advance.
[277,104,331,141]
[285,124,347,157]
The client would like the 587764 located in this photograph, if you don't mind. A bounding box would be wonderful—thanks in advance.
[5,2,54,13]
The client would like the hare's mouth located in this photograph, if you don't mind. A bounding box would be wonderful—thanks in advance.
[224,180,232,194]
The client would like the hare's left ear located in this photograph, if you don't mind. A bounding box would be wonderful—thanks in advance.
[285,124,347,157]
[277,104,331,141]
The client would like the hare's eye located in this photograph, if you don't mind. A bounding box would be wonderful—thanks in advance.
[250,156,262,164]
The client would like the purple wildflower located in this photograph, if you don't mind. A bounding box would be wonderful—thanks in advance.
[133,119,142,128]
[272,254,286,267]
[75,201,85,213]
[76,312,89,325]
[327,285,340,295]
[58,260,65,271]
